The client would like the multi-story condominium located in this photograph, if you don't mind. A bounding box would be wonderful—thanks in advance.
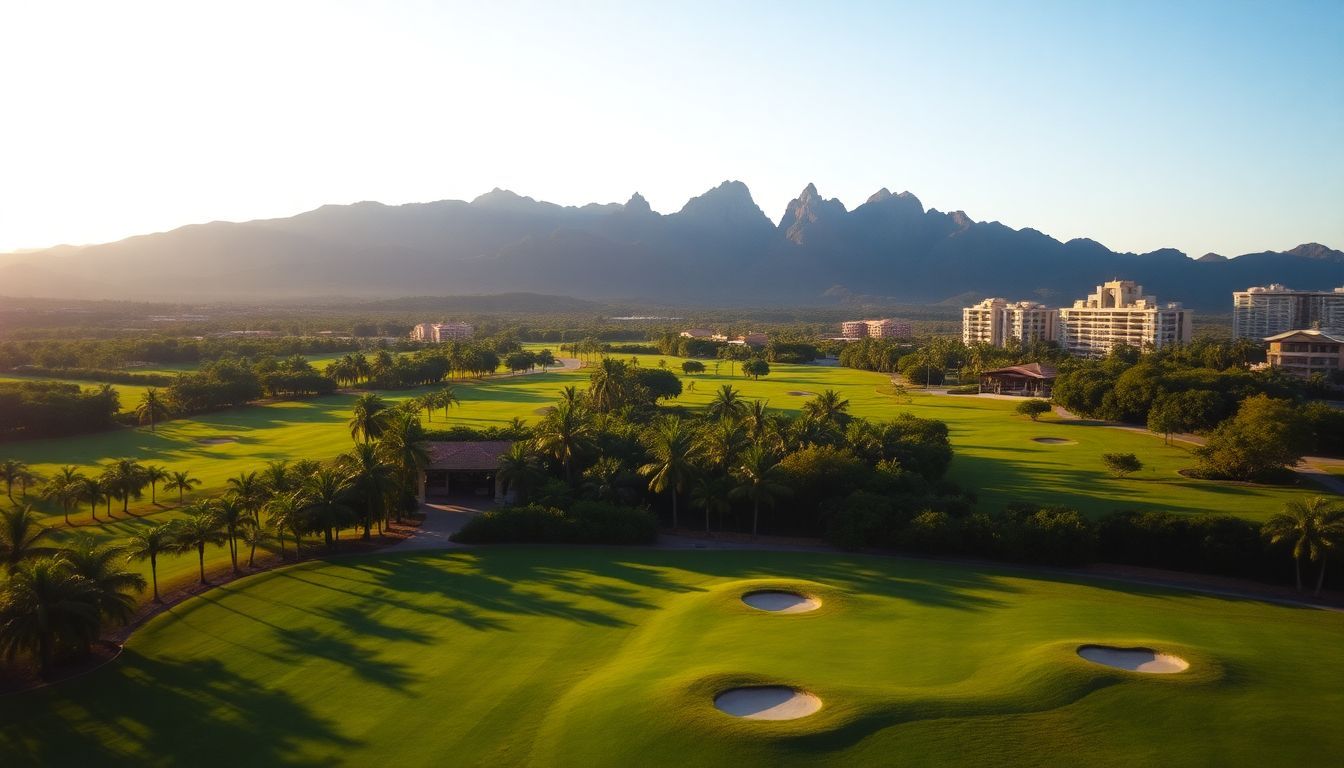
[1056,281,1192,357]
[961,299,1056,347]
[841,318,913,339]
[1233,284,1344,339]
[411,322,474,342]
[1264,329,1344,378]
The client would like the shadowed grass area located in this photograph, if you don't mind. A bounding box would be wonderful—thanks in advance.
[0,547,1338,766]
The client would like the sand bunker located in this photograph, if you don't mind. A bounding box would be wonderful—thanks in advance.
[742,590,821,613]
[1078,645,1189,674]
[197,437,239,445]
[714,686,822,720]
[787,390,817,396]
[1032,437,1076,445]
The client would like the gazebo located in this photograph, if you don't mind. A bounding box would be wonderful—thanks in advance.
[419,441,513,502]
[978,363,1057,397]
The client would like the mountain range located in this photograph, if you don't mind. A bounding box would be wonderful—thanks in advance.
[2,182,1340,309]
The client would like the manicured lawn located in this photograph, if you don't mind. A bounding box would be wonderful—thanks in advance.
[1,355,1323,531]
[2,547,1338,766]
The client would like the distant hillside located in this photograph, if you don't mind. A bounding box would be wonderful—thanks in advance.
[2,182,1340,309]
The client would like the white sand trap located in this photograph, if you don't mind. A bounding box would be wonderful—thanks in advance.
[1032,437,1075,445]
[714,686,822,720]
[742,590,821,613]
[198,437,239,445]
[787,390,817,396]
[1078,645,1188,674]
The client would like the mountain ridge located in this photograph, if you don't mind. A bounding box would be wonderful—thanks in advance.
[2,182,1339,309]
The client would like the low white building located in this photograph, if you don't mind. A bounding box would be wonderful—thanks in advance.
[411,322,474,342]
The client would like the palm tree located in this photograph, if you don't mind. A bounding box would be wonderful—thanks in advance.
[265,494,304,560]
[142,465,170,505]
[135,388,171,432]
[0,558,101,677]
[691,475,732,534]
[582,456,633,503]
[0,505,53,572]
[339,443,398,539]
[80,477,106,522]
[376,411,430,521]
[240,523,268,568]
[105,459,146,514]
[701,418,747,473]
[731,446,791,537]
[60,534,146,626]
[1263,497,1344,595]
[170,505,227,584]
[1,459,28,502]
[535,399,594,486]
[212,495,250,574]
[15,467,41,499]
[638,417,700,530]
[298,467,355,551]
[40,467,86,526]
[706,385,747,422]
[349,392,391,444]
[745,399,771,441]
[498,442,546,504]
[124,523,175,602]
[802,389,851,427]
[260,460,293,496]
[226,470,267,528]
[438,385,460,420]
[164,470,201,505]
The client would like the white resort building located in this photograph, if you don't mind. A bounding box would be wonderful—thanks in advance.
[411,322,475,342]
[961,299,1056,347]
[840,318,912,339]
[1056,280,1192,357]
[1233,284,1344,339]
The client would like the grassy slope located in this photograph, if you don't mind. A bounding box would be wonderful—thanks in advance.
[1,548,1338,767]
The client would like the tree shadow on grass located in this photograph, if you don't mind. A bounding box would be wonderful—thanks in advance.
[270,626,417,692]
[0,652,358,767]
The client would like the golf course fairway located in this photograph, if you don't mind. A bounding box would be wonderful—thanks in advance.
[2,547,1339,767]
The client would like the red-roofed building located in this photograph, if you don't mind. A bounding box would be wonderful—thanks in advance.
[420,441,514,502]
[978,363,1057,397]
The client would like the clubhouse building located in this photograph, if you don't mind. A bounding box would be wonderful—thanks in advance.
[419,441,512,502]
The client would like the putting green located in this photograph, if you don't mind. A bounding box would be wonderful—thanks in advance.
[1,548,1338,766]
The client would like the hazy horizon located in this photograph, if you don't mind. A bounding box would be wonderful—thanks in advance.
[2,0,1341,257]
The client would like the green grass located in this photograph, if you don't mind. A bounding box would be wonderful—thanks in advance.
[2,355,1324,527]
[1,547,1338,766]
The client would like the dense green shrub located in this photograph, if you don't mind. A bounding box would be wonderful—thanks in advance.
[945,384,979,395]
[0,381,121,440]
[450,502,656,545]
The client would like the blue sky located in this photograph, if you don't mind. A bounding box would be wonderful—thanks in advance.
[1,0,1340,257]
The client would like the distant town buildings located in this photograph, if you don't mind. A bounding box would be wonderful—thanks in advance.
[679,328,715,339]
[1232,284,1344,339]
[728,332,768,347]
[1057,281,1192,357]
[841,318,912,339]
[961,299,1056,347]
[1263,329,1344,379]
[411,322,474,342]
[678,329,768,346]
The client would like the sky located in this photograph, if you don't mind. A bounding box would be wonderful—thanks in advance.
[1,0,1342,258]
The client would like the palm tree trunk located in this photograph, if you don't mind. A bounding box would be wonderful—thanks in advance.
[229,534,239,573]
[64,503,70,527]
[671,491,678,530]
[1295,556,1303,592]
[150,556,160,602]
[198,544,206,583]
[1315,554,1328,597]
[753,499,760,537]
[248,538,257,568]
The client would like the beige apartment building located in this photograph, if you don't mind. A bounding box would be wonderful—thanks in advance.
[1056,281,1192,357]
[841,318,913,339]
[411,322,474,342]
[961,298,1056,347]
[1264,329,1344,379]
[1233,284,1344,339]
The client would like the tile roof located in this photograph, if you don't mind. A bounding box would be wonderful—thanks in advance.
[426,441,514,471]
